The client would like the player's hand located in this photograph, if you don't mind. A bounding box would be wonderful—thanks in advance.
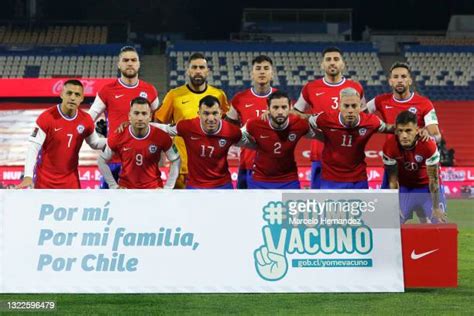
[95,119,108,137]
[115,121,130,134]
[432,207,448,223]
[260,110,269,121]
[418,128,431,142]
[15,176,34,189]
[254,245,288,281]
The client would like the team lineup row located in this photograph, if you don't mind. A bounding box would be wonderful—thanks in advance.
[16,46,447,223]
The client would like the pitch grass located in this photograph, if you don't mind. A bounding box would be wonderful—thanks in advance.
[1,200,473,315]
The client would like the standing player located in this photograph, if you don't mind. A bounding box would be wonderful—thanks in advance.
[308,88,392,189]
[98,97,180,189]
[16,80,105,189]
[156,96,241,189]
[154,53,229,188]
[88,46,159,188]
[365,62,442,189]
[244,91,318,189]
[226,55,277,189]
[383,111,447,223]
[293,47,365,189]
[366,62,441,140]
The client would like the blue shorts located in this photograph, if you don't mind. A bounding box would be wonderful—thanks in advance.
[320,179,369,189]
[381,169,389,189]
[100,163,121,189]
[399,185,447,223]
[310,161,322,189]
[237,168,251,189]
[186,182,234,189]
[248,176,300,189]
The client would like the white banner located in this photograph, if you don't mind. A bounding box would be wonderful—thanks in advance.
[0,190,404,293]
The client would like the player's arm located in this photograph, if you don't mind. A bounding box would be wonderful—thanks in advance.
[425,124,442,144]
[377,119,395,134]
[163,145,181,189]
[150,123,178,136]
[290,108,310,119]
[305,126,325,141]
[421,107,442,143]
[362,98,376,113]
[426,150,447,223]
[88,94,108,136]
[235,126,257,149]
[382,153,399,189]
[16,125,46,189]
[85,131,107,150]
[97,145,119,189]
[291,90,312,119]
[224,105,241,126]
[88,94,106,122]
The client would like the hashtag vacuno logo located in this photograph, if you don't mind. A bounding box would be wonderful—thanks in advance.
[254,199,375,281]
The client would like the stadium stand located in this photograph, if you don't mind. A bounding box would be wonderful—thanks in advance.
[0,55,117,78]
[404,45,474,100]
[0,25,108,45]
[0,44,129,78]
[167,41,388,100]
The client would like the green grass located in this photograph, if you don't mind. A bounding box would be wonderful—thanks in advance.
[2,199,473,315]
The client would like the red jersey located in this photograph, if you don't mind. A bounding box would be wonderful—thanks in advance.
[32,105,94,188]
[176,118,242,188]
[246,115,309,182]
[383,137,440,188]
[91,79,159,162]
[367,92,438,126]
[108,126,173,189]
[294,77,364,161]
[314,111,383,182]
[231,87,277,169]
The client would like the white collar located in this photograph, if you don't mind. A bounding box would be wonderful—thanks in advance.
[128,125,150,140]
[57,104,78,121]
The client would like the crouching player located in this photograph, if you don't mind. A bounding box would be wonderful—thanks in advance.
[98,97,180,189]
[383,110,447,223]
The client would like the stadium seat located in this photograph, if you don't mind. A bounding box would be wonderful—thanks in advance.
[166,41,389,100]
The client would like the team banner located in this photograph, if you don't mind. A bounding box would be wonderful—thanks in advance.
[0,190,404,293]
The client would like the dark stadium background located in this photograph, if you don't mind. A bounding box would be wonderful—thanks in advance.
[1,0,473,39]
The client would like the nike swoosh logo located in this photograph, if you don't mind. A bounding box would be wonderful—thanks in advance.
[245,104,254,108]
[190,137,200,140]
[182,100,190,104]
[411,249,439,260]
[115,94,124,99]
[385,106,393,109]
[54,128,62,132]
[260,135,269,139]
[316,92,325,96]
[123,148,131,151]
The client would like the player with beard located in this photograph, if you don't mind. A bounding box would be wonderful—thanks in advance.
[154,52,229,189]
[243,91,319,189]
[225,55,277,189]
[88,46,159,188]
[292,47,365,189]
[365,62,442,188]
